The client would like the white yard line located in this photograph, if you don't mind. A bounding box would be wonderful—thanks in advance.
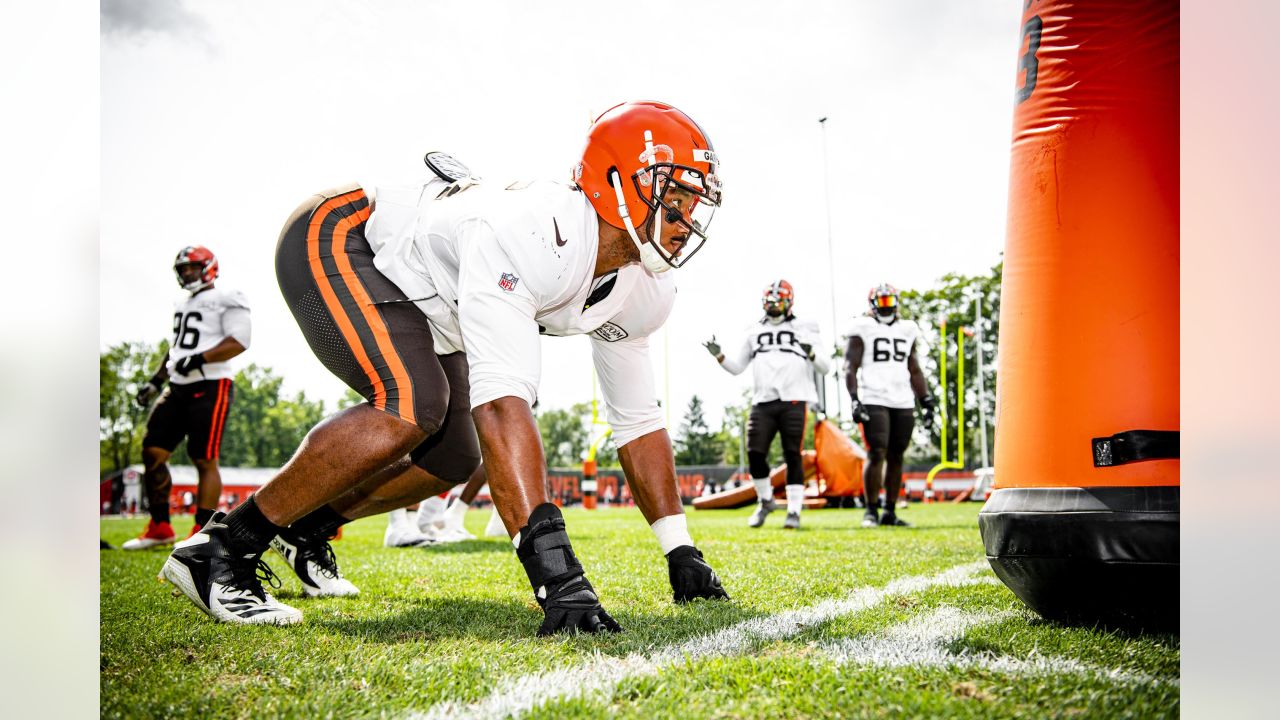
[816,605,1176,687]
[410,561,991,720]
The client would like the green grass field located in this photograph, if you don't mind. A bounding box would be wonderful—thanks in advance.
[100,504,1178,719]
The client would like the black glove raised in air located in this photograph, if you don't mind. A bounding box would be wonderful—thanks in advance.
[667,545,730,604]
[703,336,721,358]
[516,503,621,637]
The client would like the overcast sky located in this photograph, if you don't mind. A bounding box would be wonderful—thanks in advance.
[100,0,1019,430]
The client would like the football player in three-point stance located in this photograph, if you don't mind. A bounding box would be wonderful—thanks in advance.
[126,246,249,550]
[844,284,935,528]
[704,280,830,530]
[161,101,730,630]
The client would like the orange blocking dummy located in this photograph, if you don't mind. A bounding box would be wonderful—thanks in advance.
[978,0,1179,629]
[813,418,865,498]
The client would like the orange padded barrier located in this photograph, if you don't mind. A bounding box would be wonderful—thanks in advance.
[994,0,1179,490]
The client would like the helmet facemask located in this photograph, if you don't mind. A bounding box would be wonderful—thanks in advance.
[173,246,218,293]
[612,131,722,274]
[870,289,899,323]
[762,280,794,321]
[763,293,791,319]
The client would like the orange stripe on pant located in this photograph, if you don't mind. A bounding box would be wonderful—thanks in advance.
[205,379,228,459]
[304,191,393,415]
[328,207,417,425]
[210,379,232,459]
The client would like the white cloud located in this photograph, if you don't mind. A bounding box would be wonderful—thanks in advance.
[101,0,210,44]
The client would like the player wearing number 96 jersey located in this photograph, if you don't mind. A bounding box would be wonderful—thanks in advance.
[124,246,251,551]
[843,283,933,529]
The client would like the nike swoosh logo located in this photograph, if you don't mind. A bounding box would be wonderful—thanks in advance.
[193,392,205,398]
[554,218,567,246]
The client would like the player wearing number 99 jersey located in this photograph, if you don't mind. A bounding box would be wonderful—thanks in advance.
[124,246,251,551]
[705,280,830,530]
[843,283,934,529]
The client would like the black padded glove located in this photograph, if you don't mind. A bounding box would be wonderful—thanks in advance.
[175,354,207,376]
[852,400,872,424]
[667,545,730,603]
[516,503,622,636]
[135,381,161,408]
[920,396,936,426]
[703,336,721,358]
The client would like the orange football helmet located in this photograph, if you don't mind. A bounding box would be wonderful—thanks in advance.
[763,279,794,317]
[573,101,722,273]
[174,245,219,292]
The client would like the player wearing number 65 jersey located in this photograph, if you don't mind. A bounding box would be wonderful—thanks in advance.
[124,246,250,550]
[844,283,933,529]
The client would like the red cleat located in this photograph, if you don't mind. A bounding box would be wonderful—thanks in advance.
[122,520,176,550]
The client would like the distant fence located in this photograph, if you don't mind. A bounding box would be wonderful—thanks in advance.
[100,464,983,514]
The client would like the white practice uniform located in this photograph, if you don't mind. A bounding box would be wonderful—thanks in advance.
[719,317,830,403]
[166,287,251,385]
[844,315,922,409]
[364,178,670,446]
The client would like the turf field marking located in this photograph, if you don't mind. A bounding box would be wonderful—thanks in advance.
[816,605,1176,687]
[411,560,991,720]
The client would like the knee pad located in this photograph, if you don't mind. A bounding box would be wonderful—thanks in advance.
[414,400,448,437]
[748,451,771,479]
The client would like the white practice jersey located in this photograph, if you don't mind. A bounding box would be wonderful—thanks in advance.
[364,178,673,446]
[166,287,251,385]
[844,315,921,409]
[720,316,830,404]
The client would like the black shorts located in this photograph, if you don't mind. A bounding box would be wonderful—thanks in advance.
[747,400,807,456]
[863,405,915,456]
[276,184,480,481]
[142,379,234,461]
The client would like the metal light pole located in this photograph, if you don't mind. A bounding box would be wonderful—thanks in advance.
[818,117,843,422]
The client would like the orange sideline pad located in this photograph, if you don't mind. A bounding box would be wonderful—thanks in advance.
[692,420,869,510]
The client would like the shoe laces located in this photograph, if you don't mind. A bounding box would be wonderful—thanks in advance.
[297,540,340,580]
[227,556,283,600]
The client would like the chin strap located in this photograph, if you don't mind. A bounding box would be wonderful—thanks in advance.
[611,170,671,274]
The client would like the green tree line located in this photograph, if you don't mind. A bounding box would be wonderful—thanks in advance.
[896,260,1002,468]
[103,257,999,477]
[100,341,330,475]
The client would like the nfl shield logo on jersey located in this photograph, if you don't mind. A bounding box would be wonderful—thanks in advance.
[498,272,519,292]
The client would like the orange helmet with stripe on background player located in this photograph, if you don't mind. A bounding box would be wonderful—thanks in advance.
[868,283,899,322]
[573,100,723,274]
[174,245,219,292]
[763,279,794,318]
